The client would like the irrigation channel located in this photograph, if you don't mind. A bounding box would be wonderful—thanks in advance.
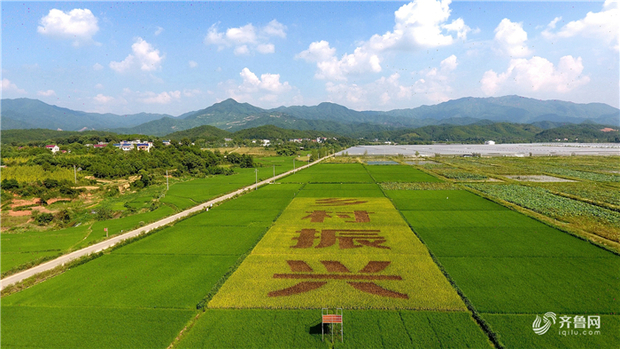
[0,155,332,290]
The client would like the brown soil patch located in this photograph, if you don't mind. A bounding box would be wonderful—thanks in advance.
[74,186,99,190]
[7,210,33,217]
[46,198,72,205]
[321,261,351,273]
[10,198,41,209]
[600,128,618,132]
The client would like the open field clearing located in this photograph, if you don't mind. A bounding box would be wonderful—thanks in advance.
[281,163,374,183]
[209,197,465,310]
[439,256,618,314]
[365,165,442,183]
[3,156,618,348]
[1,225,91,274]
[413,226,615,258]
[177,310,491,349]
[1,306,193,349]
[1,180,301,348]
[3,254,239,309]
[388,184,619,347]
[483,314,619,349]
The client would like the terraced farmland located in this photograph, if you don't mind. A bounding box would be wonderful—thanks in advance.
[2,160,618,348]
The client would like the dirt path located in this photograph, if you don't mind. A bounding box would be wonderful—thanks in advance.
[0,155,331,290]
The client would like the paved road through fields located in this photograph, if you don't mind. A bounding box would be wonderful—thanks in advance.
[1,155,331,290]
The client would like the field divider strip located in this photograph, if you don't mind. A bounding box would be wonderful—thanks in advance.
[0,155,332,291]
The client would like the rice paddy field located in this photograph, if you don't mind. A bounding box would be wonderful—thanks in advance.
[2,157,618,348]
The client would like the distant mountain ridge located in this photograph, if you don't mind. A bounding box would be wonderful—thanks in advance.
[2,96,618,136]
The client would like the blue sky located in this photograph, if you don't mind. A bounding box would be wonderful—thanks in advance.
[2,1,618,116]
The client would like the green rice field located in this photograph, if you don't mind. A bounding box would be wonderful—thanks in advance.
[1,159,618,348]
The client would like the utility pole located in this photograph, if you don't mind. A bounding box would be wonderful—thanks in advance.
[74,165,77,184]
[166,169,169,191]
[273,164,275,179]
[293,158,295,172]
[255,168,258,190]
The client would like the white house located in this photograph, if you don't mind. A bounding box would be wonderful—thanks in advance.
[485,140,496,145]
[45,145,60,153]
[262,139,271,146]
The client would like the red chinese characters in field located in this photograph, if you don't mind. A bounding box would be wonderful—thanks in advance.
[268,260,408,299]
[291,229,390,250]
[301,210,374,223]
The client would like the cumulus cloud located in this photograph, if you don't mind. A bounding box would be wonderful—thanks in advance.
[94,94,114,103]
[93,63,104,71]
[298,0,468,81]
[1,79,26,94]
[140,91,181,104]
[323,54,460,109]
[481,55,590,95]
[204,20,286,55]
[37,90,56,97]
[543,0,619,51]
[297,41,381,80]
[37,8,99,46]
[219,68,296,106]
[367,0,471,51]
[110,37,164,73]
[188,60,198,68]
[494,18,532,57]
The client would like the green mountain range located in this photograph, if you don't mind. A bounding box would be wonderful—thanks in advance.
[2,96,618,137]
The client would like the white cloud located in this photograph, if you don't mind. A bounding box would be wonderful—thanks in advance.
[262,19,287,38]
[189,60,198,68]
[37,90,56,97]
[37,8,99,46]
[298,41,381,80]
[140,91,181,104]
[220,68,296,106]
[543,0,619,51]
[239,68,291,93]
[183,89,201,97]
[323,54,460,109]
[110,37,163,73]
[256,43,275,54]
[1,79,26,94]
[367,0,471,51]
[93,63,104,71]
[298,0,468,81]
[494,18,532,57]
[481,55,590,95]
[234,45,250,56]
[94,94,114,103]
[204,20,286,55]
[155,26,164,36]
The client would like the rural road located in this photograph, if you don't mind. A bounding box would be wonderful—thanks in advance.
[1,155,331,290]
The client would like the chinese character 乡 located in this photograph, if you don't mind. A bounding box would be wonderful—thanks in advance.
[268,260,408,299]
[291,229,390,249]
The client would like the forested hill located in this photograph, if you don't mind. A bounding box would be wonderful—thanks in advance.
[2,96,618,136]
[2,122,618,147]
